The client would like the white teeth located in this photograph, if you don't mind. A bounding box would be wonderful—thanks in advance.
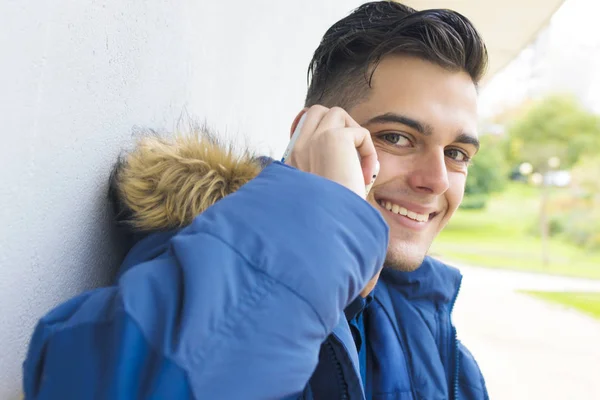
[379,200,429,222]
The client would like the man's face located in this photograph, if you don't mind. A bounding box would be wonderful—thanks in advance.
[349,55,479,271]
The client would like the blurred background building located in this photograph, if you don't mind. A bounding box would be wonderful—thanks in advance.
[480,0,600,117]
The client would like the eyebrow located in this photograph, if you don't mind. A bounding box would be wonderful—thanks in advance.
[455,132,480,152]
[364,112,480,152]
[364,112,433,136]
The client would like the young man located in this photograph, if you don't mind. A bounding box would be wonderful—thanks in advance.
[23,2,489,399]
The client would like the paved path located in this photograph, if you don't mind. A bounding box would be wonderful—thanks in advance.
[451,264,600,399]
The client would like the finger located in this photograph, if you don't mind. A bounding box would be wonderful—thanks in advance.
[316,107,361,134]
[351,127,379,185]
[285,106,330,164]
[298,105,330,142]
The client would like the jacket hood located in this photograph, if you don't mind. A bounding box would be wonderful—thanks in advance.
[109,130,273,240]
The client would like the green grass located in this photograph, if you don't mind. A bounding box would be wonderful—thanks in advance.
[430,182,600,279]
[521,291,600,320]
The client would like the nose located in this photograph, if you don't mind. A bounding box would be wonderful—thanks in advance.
[407,149,450,195]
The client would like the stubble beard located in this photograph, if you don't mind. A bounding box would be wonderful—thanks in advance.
[383,242,429,272]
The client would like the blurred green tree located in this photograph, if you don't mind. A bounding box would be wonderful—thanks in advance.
[507,94,600,172]
[505,94,600,263]
[571,155,600,198]
[561,155,600,249]
[461,135,509,209]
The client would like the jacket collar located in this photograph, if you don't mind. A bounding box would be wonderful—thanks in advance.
[379,256,462,307]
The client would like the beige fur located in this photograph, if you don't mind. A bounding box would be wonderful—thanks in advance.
[113,132,262,232]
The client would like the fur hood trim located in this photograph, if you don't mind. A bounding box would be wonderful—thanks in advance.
[110,132,264,233]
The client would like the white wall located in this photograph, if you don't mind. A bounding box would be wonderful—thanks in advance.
[0,1,363,397]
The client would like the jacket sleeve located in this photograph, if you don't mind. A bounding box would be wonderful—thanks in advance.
[23,161,389,400]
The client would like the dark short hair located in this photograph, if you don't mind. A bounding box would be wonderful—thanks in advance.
[305,1,488,109]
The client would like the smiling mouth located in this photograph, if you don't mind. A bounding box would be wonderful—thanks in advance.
[376,199,438,222]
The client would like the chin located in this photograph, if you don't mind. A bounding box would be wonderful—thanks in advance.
[384,242,428,272]
[384,256,423,272]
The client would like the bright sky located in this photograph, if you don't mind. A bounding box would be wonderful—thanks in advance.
[479,0,600,118]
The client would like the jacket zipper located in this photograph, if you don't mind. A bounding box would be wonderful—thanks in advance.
[325,340,349,400]
[453,326,459,400]
[448,279,462,400]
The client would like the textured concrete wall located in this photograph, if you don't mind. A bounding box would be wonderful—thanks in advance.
[0,1,361,397]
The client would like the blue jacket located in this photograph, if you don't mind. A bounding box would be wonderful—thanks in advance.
[302,258,489,400]
[365,261,489,399]
[23,134,487,399]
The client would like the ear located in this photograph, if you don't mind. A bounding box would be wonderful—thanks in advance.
[289,108,308,138]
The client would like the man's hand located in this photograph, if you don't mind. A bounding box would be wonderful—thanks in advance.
[285,105,379,199]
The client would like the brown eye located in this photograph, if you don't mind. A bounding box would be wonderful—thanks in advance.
[445,148,470,163]
[381,133,411,147]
